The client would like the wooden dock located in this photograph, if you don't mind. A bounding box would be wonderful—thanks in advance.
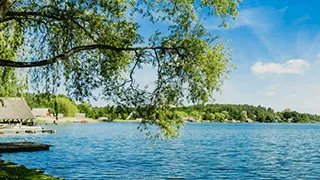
[0,142,51,153]
[0,128,56,135]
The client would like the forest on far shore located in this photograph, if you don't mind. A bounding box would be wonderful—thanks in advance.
[24,93,320,123]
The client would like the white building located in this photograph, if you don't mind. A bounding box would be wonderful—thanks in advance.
[32,108,50,117]
[75,113,86,119]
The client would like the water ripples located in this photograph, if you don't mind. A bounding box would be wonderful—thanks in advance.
[1,123,320,179]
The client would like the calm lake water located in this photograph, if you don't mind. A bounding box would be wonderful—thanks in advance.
[1,123,320,179]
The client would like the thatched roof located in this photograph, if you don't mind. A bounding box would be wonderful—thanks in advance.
[0,98,35,120]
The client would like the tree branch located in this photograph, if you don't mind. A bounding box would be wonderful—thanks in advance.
[0,0,14,19]
[0,44,180,68]
[3,11,98,41]
[5,11,65,21]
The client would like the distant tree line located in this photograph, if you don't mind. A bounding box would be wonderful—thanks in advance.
[174,104,320,123]
[24,94,320,123]
[77,103,133,120]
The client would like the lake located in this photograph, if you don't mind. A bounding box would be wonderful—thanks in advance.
[1,123,320,179]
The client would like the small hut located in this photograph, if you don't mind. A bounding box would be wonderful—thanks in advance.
[182,117,196,122]
[98,117,112,122]
[0,98,35,125]
[245,118,253,123]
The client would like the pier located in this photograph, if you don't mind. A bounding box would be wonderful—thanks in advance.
[0,98,56,135]
[0,127,56,135]
[0,142,51,153]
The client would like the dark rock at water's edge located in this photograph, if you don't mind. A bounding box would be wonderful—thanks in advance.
[0,142,51,153]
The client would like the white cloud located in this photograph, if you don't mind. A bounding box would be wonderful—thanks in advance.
[208,6,287,31]
[232,7,287,59]
[265,91,276,97]
[292,14,311,25]
[283,94,297,100]
[251,59,310,75]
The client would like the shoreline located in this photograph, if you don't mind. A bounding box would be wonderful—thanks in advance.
[34,118,142,124]
[0,159,61,179]
[34,119,320,124]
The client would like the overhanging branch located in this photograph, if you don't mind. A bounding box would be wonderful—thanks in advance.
[5,11,65,21]
[0,0,14,19]
[3,11,97,42]
[0,44,181,68]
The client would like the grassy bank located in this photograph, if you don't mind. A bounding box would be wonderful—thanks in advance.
[0,159,61,180]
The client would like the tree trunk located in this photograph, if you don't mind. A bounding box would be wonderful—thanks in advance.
[54,97,58,123]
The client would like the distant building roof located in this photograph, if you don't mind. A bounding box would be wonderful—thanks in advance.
[0,98,35,120]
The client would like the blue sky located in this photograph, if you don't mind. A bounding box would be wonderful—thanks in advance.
[209,0,320,114]
[93,0,320,114]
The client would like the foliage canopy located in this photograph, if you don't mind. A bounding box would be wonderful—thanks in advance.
[0,0,241,139]
[25,93,78,117]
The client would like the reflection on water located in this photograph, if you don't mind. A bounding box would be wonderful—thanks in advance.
[1,123,320,179]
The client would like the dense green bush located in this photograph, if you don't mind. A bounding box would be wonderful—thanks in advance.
[54,97,78,117]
